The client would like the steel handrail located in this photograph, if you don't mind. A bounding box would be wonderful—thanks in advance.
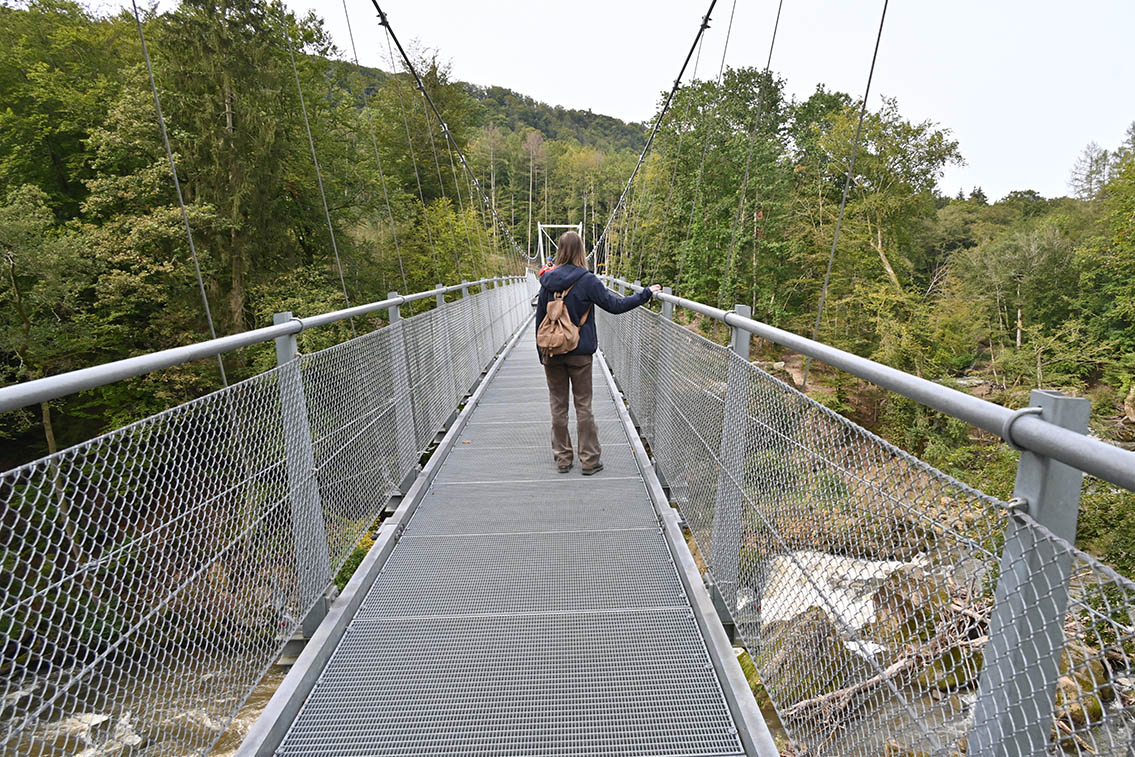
[603,275,1135,491]
[0,276,520,413]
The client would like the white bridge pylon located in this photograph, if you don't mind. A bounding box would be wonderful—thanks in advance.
[537,222,583,262]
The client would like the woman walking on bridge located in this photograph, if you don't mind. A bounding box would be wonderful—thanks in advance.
[535,231,660,475]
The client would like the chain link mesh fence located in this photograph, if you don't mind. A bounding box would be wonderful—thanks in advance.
[1,279,532,756]
[599,302,1135,756]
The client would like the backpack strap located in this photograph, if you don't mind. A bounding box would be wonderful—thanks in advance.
[550,279,591,323]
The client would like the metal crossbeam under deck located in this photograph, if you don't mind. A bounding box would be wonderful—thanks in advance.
[267,322,771,756]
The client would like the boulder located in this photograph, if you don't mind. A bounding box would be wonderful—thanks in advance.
[758,606,872,705]
[1053,640,1115,730]
[916,645,984,693]
[869,566,952,646]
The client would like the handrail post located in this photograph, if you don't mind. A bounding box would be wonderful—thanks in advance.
[655,286,679,498]
[629,280,646,434]
[459,281,477,390]
[273,312,331,636]
[969,389,1090,755]
[490,277,502,348]
[436,283,459,411]
[387,293,419,489]
[708,304,752,641]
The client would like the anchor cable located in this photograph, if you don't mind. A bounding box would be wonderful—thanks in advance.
[717,0,786,309]
[676,0,740,291]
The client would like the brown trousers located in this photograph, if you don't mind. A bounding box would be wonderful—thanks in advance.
[543,354,601,469]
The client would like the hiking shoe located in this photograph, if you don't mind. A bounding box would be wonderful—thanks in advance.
[581,463,604,476]
[557,463,573,474]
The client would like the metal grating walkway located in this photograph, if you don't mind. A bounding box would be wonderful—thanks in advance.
[274,326,750,756]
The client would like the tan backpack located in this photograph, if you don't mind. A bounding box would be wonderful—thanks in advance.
[537,281,591,363]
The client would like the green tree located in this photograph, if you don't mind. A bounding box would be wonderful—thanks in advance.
[0,1,133,218]
[0,185,87,455]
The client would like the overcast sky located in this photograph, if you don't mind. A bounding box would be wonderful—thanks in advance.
[119,0,1135,201]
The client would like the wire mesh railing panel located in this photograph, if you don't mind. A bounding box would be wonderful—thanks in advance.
[971,515,1135,756]
[403,306,458,451]
[469,287,491,371]
[446,295,480,398]
[601,308,728,560]
[600,306,662,445]
[599,302,1135,756]
[1,280,531,756]
[299,324,407,580]
[1,369,300,756]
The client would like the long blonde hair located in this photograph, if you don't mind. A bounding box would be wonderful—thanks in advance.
[553,231,587,268]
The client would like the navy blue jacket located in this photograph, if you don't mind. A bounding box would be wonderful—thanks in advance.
[535,265,652,357]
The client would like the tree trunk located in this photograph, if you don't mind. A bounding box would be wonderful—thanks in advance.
[1124,385,1135,423]
[871,219,903,291]
[989,333,1001,387]
[224,77,234,135]
[230,226,244,330]
[41,400,58,455]
[1016,282,1023,349]
[582,193,587,245]
[224,75,243,331]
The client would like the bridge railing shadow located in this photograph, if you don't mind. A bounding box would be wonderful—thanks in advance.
[0,275,536,756]
[600,276,1135,757]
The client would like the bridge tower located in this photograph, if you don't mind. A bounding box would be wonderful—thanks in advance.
[537,222,583,263]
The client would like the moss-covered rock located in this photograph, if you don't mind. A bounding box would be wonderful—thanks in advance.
[915,645,984,692]
[882,741,933,757]
[1053,639,1115,732]
[870,566,952,646]
[758,606,872,704]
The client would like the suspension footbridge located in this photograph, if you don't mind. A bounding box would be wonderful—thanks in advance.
[2,0,1135,755]
[3,273,1134,756]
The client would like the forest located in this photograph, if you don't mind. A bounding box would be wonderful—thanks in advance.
[1,1,1132,573]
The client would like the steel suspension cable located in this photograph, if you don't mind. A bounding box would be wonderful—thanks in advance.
[630,32,706,282]
[129,0,227,385]
[590,0,720,267]
[463,172,487,279]
[676,0,740,292]
[648,34,707,283]
[382,28,443,285]
[418,93,479,279]
[341,0,408,292]
[630,165,651,280]
[372,2,527,263]
[802,0,889,390]
[417,95,464,276]
[285,27,355,335]
[447,144,484,278]
[716,0,786,310]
